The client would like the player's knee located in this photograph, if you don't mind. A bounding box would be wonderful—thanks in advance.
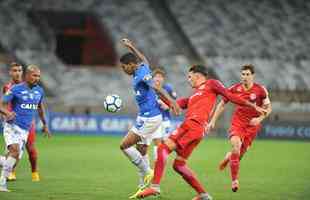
[136,144,148,155]
[8,149,20,159]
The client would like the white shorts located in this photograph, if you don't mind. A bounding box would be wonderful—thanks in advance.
[3,122,28,159]
[152,120,172,140]
[131,114,162,145]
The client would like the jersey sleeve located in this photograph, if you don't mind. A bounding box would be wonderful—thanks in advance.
[137,64,154,87]
[208,79,248,106]
[2,86,15,103]
[177,97,189,109]
[261,86,271,105]
[164,84,177,100]
[222,84,237,104]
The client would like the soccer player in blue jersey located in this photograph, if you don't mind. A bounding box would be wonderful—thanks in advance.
[119,39,180,198]
[152,67,177,161]
[0,65,50,192]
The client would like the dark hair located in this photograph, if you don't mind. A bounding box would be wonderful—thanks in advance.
[153,66,166,77]
[241,64,255,74]
[189,65,208,77]
[120,53,139,64]
[10,62,22,68]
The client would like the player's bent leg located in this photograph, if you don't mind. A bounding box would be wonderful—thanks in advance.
[136,140,176,198]
[229,136,242,192]
[173,157,211,199]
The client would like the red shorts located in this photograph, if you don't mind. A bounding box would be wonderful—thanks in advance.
[229,122,261,154]
[169,120,204,159]
[27,122,36,145]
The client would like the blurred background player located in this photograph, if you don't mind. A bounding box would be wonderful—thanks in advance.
[2,63,47,182]
[152,67,177,160]
[0,65,50,192]
[207,64,272,192]
[137,65,266,200]
[118,38,180,198]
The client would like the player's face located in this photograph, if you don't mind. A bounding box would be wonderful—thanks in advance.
[26,70,41,86]
[187,72,199,88]
[9,66,23,83]
[153,73,164,87]
[121,63,136,75]
[241,69,254,85]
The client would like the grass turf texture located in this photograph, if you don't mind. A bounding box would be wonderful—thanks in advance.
[0,135,310,200]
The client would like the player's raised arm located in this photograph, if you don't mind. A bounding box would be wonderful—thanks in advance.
[38,101,51,138]
[121,38,150,66]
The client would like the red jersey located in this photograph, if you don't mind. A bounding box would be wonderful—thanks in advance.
[177,79,250,125]
[224,83,270,124]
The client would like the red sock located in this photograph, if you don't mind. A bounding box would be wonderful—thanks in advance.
[173,159,206,194]
[230,153,240,181]
[27,144,38,172]
[152,143,172,184]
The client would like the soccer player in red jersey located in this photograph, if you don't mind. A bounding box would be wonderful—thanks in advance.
[207,64,272,192]
[137,65,266,200]
[2,63,51,182]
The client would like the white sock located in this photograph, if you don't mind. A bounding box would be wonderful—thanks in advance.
[0,155,5,166]
[0,156,16,185]
[123,147,150,175]
[138,154,151,187]
[153,146,158,161]
[142,154,150,169]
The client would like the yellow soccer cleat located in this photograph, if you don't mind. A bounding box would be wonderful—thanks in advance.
[7,171,16,181]
[129,186,144,199]
[143,169,154,188]
[32,172,40,182]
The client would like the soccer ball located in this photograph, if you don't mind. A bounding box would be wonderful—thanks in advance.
[104,94,122,113]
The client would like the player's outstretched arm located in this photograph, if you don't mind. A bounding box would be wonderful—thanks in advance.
[121,38,150,66]
[209,79,267,115]
[38,101,51,138]
[207,100,226,132]
[152,84,181,115]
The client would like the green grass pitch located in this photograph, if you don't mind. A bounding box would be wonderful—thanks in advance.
[0,135,310,200]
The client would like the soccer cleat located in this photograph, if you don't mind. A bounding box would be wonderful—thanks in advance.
[7,171,16,181]
[232,180,239,192]
[32,172,40,182]
[219,152,231,171]
[143,169,154,188]
[192,194,213,200]
[0,183,10,192]
[129,186,144,199]
[136,187,160,198]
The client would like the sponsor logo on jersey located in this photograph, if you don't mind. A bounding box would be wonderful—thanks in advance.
[143,74,152,81]
[250,93,257,100]
[22,95,28,100]
[21,103,38,110]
